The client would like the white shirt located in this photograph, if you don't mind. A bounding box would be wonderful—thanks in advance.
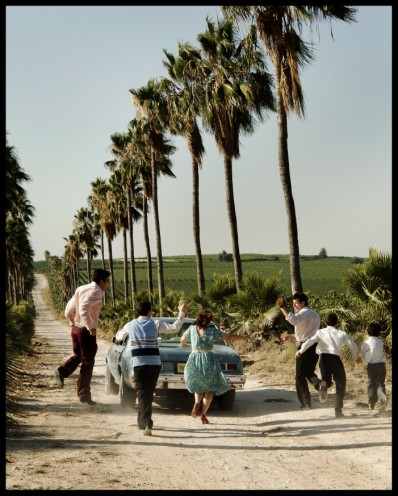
[300,325,358,359]
[115,312,186,343]
[361,336,386,364]
[64,281,104,330]
[286,306,320,343]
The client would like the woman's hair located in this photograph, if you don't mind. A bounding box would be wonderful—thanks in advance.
[194,309,213,328]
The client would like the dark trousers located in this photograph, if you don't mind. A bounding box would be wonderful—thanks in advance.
[134,364,161,429]
[319,353,346,413]
[59,326,97,401]
[367,362,386,406]
[296,342,319,407]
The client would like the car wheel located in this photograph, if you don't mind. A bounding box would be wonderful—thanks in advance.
[216,389,235,410]
[105,362,119,395]
[119,373,136,409]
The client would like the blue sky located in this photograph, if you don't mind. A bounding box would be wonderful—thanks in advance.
[6,6,392,261]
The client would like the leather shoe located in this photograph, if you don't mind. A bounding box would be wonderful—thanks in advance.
[80,398,96,405]
[55,368,64,388]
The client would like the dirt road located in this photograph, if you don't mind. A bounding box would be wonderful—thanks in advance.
[5,274,392,490]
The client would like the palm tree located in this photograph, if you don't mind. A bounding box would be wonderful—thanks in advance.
[106,129,144,304]
[126,118,155,299]
[63,233,82,294]
[88,178,108,270]
[6,217,35,304]
[130,81,176,314]
[88,179,117,304]
[5,138,35,225]
[6,136,35,304]
[343,247,392,309]
[108,170,132,302]
[162,45,206,297]
[189,18,275,291]
[222,5,357,293]
[73,207,100,279]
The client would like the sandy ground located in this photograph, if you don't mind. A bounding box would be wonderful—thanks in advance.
[5,274,392,491]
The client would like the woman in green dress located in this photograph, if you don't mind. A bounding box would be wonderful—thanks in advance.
[180,309,251,424]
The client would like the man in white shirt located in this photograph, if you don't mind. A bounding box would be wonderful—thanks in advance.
[277,292,321,410]
[297,311,360,418]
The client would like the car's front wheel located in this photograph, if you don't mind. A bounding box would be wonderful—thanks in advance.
[105,362,119,395]
[216,389,235,410]
[119,373,136,409]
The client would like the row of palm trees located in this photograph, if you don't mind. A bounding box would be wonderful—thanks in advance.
[59,7,357,313]
[6,134,35,304]
[6,134,37,422]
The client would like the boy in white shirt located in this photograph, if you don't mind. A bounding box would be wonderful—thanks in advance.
[361,322,388,412]
[296,312,360,418]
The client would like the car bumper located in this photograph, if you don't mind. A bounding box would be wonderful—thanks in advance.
[154,373,246,390]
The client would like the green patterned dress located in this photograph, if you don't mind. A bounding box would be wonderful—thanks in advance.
[182,324,231,396]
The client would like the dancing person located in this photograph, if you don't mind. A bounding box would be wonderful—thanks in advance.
[180,309,252,424]
[115,300,187,436]
[361,321,388,412]
[55,268,111,405]
[276,292,321,410]
[296,311,360,418]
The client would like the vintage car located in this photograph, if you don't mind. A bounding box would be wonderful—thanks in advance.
[105,317,246,410]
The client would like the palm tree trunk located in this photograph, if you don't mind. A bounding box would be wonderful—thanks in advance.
[86,256,90,280]
[122,228,129,302]
[107,237,115,306]
[143,195,153,299]
[127,183,137,305]
[75,256,80,287]
[276,87,303,294]
[100,229,105,270]
[223,156,243,292]
[192,158,205,297]
[151,152,165,314]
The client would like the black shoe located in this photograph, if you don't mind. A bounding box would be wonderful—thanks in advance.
[310,376,321,391]
[80,398,96,405]
[143,426,152,436]
[335,410,345,418]
[300,405,311,410]
[319,380,328,403]
[55,368,64,388]
[368,403,375,410]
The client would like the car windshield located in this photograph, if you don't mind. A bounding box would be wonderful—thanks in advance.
[158,321,226,345]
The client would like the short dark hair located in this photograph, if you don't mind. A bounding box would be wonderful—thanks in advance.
[325,312,338,327]
[137,301,152,316]
[293,292,308,306]
[367,322,381,337]
[92,268,111,284]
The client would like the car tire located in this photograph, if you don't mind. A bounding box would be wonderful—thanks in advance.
[216,389,235,410]
[119,373,136,409]
[105,362,119,395]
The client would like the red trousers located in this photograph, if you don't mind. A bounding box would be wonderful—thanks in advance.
[59,326,98,401]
